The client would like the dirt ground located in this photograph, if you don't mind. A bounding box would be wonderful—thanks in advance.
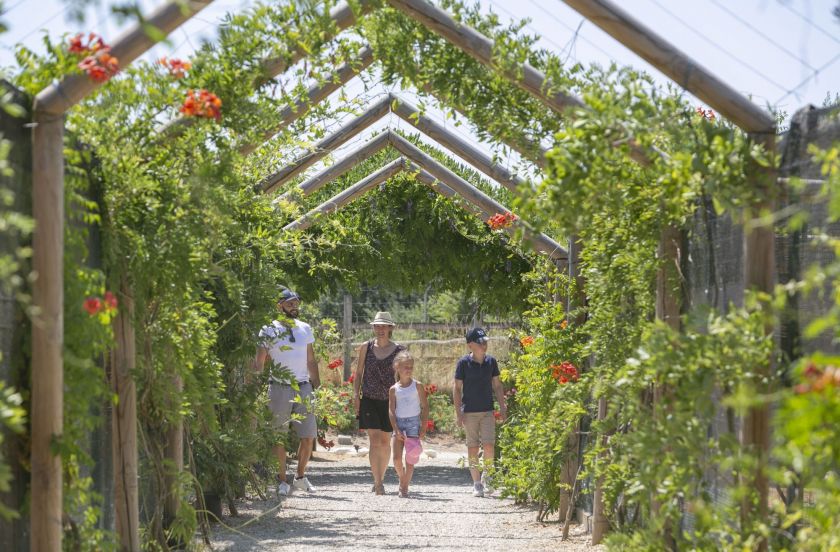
[201,434,604,552]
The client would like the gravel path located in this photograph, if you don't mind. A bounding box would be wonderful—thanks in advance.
[206,439,602,551]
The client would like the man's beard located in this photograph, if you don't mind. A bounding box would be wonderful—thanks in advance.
[282,307,299,318]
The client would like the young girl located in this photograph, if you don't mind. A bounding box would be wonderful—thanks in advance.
[388,351,429,498]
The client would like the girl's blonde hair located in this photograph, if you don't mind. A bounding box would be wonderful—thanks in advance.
[393,350,413,367]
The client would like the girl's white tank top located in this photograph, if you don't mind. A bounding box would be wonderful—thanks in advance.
[394,379,422,418]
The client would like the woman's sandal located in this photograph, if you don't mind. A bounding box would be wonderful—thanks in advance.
[398,486,409,498]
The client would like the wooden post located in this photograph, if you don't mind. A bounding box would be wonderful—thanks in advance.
[258,95,391,193]
[741,134,776,549]
[30,107,64,552]
[558,235,584,517]
[112,280,139,552]
[163,377,184,535]
[342,294,353,382]
[591,395,609,544]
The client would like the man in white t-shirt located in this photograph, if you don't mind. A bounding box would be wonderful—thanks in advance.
[254,288,321,496]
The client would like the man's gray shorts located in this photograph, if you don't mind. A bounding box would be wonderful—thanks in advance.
[268,381,317,439]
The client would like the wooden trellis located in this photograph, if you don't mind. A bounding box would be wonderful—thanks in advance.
[26,0,779,550]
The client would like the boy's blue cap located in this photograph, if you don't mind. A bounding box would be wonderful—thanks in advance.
[466,327,488,344]
[278,288,300,303]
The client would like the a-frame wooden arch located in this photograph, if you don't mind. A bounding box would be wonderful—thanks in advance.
[28,0,780,548]
[279,133,568,262]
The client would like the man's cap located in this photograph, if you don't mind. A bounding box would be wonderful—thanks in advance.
[278,288,300,303]
[370,311,396,326]
[466,327,489,344]
[405,437,422,465]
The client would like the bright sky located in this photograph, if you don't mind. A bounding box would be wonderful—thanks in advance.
[2,0,839,182]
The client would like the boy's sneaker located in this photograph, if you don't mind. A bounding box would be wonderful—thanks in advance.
[481,474,493,496]
[277,481,291,497]
[472,482,484,497]
[292,476,317,493]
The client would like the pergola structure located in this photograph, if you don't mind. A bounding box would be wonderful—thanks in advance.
[28,0,777,550]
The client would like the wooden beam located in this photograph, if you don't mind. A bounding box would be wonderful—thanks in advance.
[560,0,775,133]
[35,0,214,115]
[385,0,654,165]
[391,95,528,192]
[258,94,391,193]
[30,110,64,552]
[260,1,372,81]
[385,0,583,114]
[239,46,375,156]
[283,157,406,231]
[282,131,391,198]
[390,134,568,260]
[419,84,549,168]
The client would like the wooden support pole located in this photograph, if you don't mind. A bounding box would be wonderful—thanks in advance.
[259,95,392,193]
[741,134,776,550]
[163,377,184,536]
[342,294,353,381]
[283,158,406,231]
[391,96,528,192]
[30,108,64,552]
[283,132,391,198]
[239,46,376,156]
[559,0,776,134]
[385,0,583,115]
[591,395,609,544]
[111,280,139,552]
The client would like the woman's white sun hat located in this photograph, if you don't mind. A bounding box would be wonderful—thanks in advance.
[370,311,396,326]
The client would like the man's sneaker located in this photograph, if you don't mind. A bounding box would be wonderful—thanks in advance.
[481,474,494,496]
[472,482,484,497]
[277,481,291,497]
[292,476,316,493]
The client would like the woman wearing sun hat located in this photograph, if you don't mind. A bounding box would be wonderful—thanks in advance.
[352,311,405,495]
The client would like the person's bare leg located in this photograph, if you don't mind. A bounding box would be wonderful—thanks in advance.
[481,443,494,475]
[296,437,314,477]
[392,436,406,489]
[273,444,287,482]
[368,429,387,485]
[404,463,415,491]
[467,445,481,482]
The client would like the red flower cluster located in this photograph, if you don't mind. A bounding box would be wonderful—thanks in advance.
[83,291,118,316]
[425,420,435,432]
[795,363,840,394]
[157,56,192,78]
[327,358,343,370]
[551,361,578,384]
[493,410,502,421]
[695,106,716,121]
[520,335,535,348]
[317,435,335,450]
[68,33,120,83]
[346,373,355,384]
[68,32,109,55]
[487,211,518,230]
[180,89,222,120]
[424,383,438,394]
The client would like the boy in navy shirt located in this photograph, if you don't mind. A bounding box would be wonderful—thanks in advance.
[453,327,507,497]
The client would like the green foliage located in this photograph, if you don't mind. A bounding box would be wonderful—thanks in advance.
[315,379,356,433]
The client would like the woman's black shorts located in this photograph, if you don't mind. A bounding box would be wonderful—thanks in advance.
[358,396,392,432]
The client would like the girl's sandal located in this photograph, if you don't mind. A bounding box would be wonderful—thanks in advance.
[374,483,386,495]
[398,487,409,498]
